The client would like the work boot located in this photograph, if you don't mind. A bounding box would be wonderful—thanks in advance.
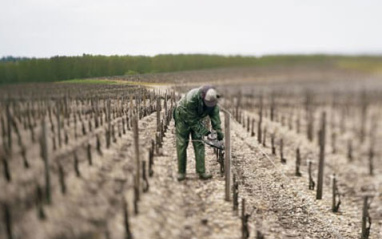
[177,173,186,182]
[198,172,212,180]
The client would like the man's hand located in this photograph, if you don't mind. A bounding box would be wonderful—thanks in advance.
[217,131,224,141]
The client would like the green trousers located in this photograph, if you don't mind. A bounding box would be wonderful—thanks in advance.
[175,114,206,174]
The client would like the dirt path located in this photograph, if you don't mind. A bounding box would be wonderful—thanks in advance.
[123,119,240,239]
[238,109,382,238]
[230,117,345,238]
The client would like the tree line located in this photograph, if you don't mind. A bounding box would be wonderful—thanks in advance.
[0,54,260,85]
[1,54,379,85]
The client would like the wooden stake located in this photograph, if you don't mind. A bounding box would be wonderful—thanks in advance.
[256,231,265,239]
[233,174,239,212]
[82,121,86,136]
[122,198,133,239]
[223,110,231,201]
[36,185,46,220]
[122,118,126,134]
[58,163,66,195]
[10,116,29,168]
[308,160,315,190]
[87,143,92,166]
[270,93,275,122]
[118,121,122,138]
[262,127,267,147]
[331,132,337,154]
[6,102,13,152]
[134,175,139,215]
[40,118,51,204]
[2,155,11,182]
[156,96,161,132]
[347,139,353,162]
[257,95,263,144]
[368,145,374,176]
[107,99,111,148]
[360,91,368,144]
[3,203,13,239]
[296,114,300,134]
[332,174,341,212]
[88,118,92,132]
[305,92,314,142]
[155,132,161,155]
[149,149,154,177]
[100,110,103,126]
[73,151,80,177]
[142,161,149,192]
[235,92,241,121]
[340,107,346,134]
[307,112,314,142]
[1,115,7,153]
[241,198,249,239]
[56,103,62,147]
[247,116,250,132]
[316,111,326,200]
[112,124,117,143]
[164,93,168,121]
[280,138,286,164]
[64,130,68,145]
[251,119,255,137]
[281,115,285,127]
[94,108,99,129]
[20,146,29,169]
[361,196,371,239]
[296,148,302,177]
[132,116,140,201]
[96,134,102,155]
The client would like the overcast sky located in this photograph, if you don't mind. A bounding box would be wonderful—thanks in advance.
[0,0,381,58]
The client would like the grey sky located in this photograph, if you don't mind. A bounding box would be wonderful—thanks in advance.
[0,0,381,58]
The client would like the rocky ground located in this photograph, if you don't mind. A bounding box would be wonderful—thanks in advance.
[109,110,381,238]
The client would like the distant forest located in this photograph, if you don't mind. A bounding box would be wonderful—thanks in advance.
[0,54,257,84]
[0,54,379,85]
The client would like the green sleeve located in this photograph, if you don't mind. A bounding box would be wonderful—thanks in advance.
[181,94,210,137]
[209,105,222,132]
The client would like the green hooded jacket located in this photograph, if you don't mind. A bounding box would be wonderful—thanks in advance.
[175,87,222,137]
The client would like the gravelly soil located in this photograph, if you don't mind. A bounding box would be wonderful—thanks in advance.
[106,109,382,238]
[2,66,382,239]
[125,121,241,239]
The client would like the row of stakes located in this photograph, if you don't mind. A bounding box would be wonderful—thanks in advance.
[1,92,158,174]
[212,108,263,239]
[1,94,160,183]
[1,88,158,156]
[1,92,175,239]
[230,105,374,239]
[2,91,374,239]
[235,94,376,188]
[127,95,174,239]
[231,92,377,177]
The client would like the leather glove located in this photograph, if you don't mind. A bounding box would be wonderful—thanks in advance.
[217,131,224,141]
